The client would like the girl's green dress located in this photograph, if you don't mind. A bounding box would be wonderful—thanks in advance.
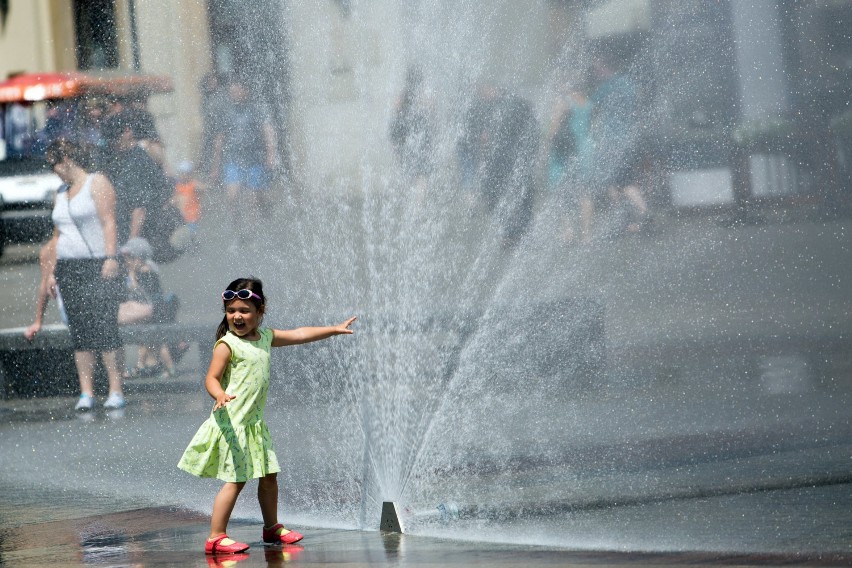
[178,328,281,482]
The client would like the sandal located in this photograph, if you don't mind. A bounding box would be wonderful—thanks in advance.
[262,523,303,545]
[123,366,147,379]
[140,363,162,377]
[124,363,161,379]
[205,534,249,554]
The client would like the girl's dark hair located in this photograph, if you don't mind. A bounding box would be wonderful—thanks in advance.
[215,277,266,340]
[45,138,95,171]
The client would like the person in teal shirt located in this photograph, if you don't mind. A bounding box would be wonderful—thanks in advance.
[587,55,650,237]
[547,84,594,242]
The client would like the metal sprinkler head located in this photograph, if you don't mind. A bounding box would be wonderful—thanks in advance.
[380,501,405,533]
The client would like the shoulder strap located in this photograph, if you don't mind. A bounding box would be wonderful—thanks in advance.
[67,177,96,258]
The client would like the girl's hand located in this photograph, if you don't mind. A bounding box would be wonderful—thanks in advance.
[213,392,237,411]
[271,318,357,347]
[336,316,357,334]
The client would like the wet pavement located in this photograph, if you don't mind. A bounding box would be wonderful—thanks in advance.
[1,483,850,567]
[0,345,849,566]
[1,201,851,565]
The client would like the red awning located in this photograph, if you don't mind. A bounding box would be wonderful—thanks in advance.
[0,72,173,104]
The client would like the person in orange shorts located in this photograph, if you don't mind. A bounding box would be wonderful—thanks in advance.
[172,160,203,238]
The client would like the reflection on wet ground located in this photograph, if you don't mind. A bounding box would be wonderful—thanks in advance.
[1,492,850,567]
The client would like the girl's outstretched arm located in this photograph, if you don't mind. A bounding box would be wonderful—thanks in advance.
[271,316,357,347]
[206,342,236,410]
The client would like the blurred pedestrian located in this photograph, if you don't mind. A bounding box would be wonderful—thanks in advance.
[210,79,277,244]
[76,96,107,148]
[44,139,126,411]
[33,100,76,155]
[457,83,494,199]
[458,83,538,246]
[172,160,203,238]
[198,72,229,179]
[587,54,650,237]
[390,65,435,199]
[100,110,173,255]
[126,97,171,176]
[546,81,593,242]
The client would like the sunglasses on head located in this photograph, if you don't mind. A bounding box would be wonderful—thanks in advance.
[222,289,263,302]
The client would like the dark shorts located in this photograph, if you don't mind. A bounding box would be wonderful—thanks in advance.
[55,258,124,352]
[590,145,644,193]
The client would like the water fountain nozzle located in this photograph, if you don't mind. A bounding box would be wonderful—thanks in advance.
[380,501,405,533]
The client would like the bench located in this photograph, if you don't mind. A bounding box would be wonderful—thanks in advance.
[0,323,213,399]
[0,297,607,400]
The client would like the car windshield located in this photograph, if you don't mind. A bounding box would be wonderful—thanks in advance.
[1,99,77,167]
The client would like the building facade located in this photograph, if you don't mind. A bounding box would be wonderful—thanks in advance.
[0,0,213,168]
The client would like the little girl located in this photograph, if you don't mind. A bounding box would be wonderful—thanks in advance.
[178,277,356,555]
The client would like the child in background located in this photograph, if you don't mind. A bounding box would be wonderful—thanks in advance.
[172,160,202,237]
[117,237,178,379]
[177,277,356,555]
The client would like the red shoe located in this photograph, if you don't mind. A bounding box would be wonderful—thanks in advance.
[262,523,304,544]
[205,534,250,554]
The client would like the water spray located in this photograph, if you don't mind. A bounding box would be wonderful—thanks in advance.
[380,501,462,533]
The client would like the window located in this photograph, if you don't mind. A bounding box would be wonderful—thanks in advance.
[73,0,119,70]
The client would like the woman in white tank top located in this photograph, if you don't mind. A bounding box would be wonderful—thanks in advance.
[52,173,108,259]
[44,139,127,412]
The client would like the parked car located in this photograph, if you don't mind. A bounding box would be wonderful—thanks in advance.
[0,154,61,249]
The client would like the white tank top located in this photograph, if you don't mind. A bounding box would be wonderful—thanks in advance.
[53,175,108,259]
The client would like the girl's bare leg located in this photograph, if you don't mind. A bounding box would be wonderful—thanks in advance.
[210,481,245,538]
[258,473,279,527]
